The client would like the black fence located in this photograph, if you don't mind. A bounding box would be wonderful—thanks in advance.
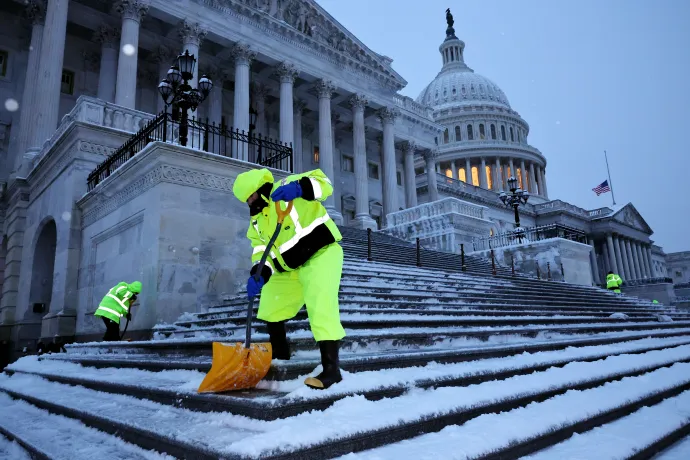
[87,111,293,191]
[473,223,588,251]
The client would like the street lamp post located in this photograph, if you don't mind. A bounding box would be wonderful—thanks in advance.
[157,49,213,147]
[499,175,530,230]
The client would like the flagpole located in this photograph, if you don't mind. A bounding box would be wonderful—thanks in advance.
[604,150,616,206]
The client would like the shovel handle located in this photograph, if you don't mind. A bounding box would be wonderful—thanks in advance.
[274,201,293,224]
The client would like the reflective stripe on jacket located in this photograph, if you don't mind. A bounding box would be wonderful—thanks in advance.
[248,169,342,282]
[606,273,623,290]
[94,282,134,324]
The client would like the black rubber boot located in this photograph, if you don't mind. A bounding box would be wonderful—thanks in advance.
[304,340,343,390]
[266,321,290,360]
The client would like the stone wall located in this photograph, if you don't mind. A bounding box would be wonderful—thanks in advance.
[471,238,594,286]
[622,282,676,306]
[76,141,288,336]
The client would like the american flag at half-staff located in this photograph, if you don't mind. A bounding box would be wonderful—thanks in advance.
[592,180,611,196]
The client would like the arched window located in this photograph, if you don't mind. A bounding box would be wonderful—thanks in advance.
[479,124,486,140]
[459,168,467,182]
[509,127,514,142]
[454,125,461,140]
[443,128,449,143]
[485,165,493,189]
[445,168,453,178]
[501,125,506,141]
[467,125,474,140]
[490,124,497,140]
[471,166,480,186]
[517,130,522,143]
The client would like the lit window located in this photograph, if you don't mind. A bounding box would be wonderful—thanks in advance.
[471,166,479,186]
[396,171,402,186]
[479,124,485,140]
[501,125,506,141]
[342,155,353,172]
[0,50,7,77]
[466,125,473,140]
[459,168,467,182]
[368,162,379,180]
[485,165,493,189]
[490,124,497,140]
[61,69,75,95]
[445,169,453,178]
[313,146,320,163]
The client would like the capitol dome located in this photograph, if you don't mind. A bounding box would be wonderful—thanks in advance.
[415,10,549,201]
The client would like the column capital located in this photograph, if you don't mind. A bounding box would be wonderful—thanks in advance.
[25,0,47,26]
[314,79,336,99]
[93,24,121,49]
[151,45,174,65]
[377,106,399,125]
[275,62,299,84]
[293,99,307,115]
[231,42,256,65]
[423,149,439,163]
[400,140,417,154]
[348,94,368,111]
[115,0,149,22]
[178,20,208,48]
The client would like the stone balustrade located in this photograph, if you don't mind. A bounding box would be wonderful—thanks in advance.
[393,94,434,119]
[534,199,591,218]
[386,196,487,227]
[437,139,545,159]
[33,96,155,167]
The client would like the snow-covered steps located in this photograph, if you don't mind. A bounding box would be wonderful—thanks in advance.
[5,344,690,459]
[55,329,690,378]
[0,392,171,460]
[0,434,31,460]
[342,360,690,460]
[656,434,690,459]
[10,336,690,421]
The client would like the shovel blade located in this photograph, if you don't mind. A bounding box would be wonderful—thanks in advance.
[197,341,273,393]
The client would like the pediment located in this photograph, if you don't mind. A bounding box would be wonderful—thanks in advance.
[612,203,653,234]
[223,0,407,90]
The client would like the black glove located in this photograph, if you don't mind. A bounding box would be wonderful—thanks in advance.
[126,312,132,321]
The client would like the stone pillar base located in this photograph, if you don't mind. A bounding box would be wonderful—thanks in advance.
[12,321,42,353]
[328,208,344,225]
[40,310,77,340]
[354,215,377,231]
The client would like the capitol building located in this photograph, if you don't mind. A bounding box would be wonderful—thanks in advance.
[0,0,682,350]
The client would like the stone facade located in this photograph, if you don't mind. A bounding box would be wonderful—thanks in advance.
[666,251,690,284]
[0,1,680,351]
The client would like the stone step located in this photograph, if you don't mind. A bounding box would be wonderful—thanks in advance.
[11,335,690,421]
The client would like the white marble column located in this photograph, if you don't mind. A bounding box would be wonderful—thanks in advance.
[403,141,418,209]
[94,25,120,103]
[424,150,440,202]
[292,99,305,173]
[624,239,636,279]
[276,62,297,149]
[540,167,549,198]
[114,0,148,109]
[202,65,224,125]
[450,160,457,180]
[602,241,611,273]
[315,79,342,224]
[508,159,515,181]
[252,83,268,138]
[465,158,472,184]
[13,0,46,174]
[520,160,527,190]
[377,107,399,225]
[331,112,342,216]
[629,240,641,280]
[589,238,601,284]
[645,245,656,277]
[636,243,649,278]
[480,157,488,189]
[613,236,626,278]
[619,237,632,279]
[27,0,69,154]
[529,162,538,194]
[494,158,503,191]
[349,94,375,229]
[606,234,618,274]
[231,43,255,162]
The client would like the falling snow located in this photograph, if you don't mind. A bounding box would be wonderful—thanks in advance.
[4,98,19,112]
[123,44,136,56]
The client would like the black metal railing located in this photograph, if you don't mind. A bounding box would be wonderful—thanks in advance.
[87,112,293,191]
[472,223,588,251]
[674,282,690,289]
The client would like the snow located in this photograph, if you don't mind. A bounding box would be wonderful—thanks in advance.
[610,313,629,319]
[658,434,690,459]
[523,390,690,460]
[0,393,172,460]
[0,435,30,460]
[336,362,690,460]
[658,314,674,322]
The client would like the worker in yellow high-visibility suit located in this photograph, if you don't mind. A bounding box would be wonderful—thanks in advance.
[232,167,346,390]
[606,271,623,294]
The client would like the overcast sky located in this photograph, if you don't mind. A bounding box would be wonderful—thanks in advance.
[316,0,690,253]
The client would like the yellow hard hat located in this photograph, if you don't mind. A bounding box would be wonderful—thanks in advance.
[232,168,274,202]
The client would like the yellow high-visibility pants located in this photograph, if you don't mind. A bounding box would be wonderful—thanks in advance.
[257,242,346,342]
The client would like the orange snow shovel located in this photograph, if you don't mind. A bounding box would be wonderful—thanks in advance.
[197,200,293,393]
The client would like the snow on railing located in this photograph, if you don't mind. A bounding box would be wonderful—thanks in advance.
[393,94,434,119]
[473,223,587,251]
[386,196,487,228]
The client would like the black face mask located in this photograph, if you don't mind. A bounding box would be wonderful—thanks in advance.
[248,182,273,216]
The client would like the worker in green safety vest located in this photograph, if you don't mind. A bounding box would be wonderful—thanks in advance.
[94,281,142,341]
[233,167,346,390]
[606,271,623,294]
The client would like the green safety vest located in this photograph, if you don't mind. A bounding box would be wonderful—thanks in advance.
[245,169,342,279]
[606,273,623,290]
[94,282,135,324]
